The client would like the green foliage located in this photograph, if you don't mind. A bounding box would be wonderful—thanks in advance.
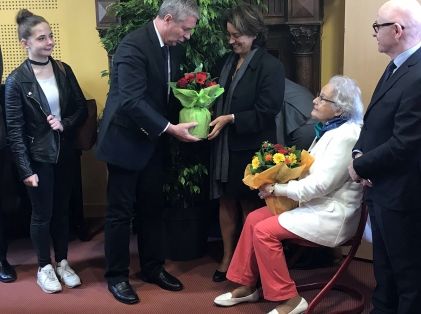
[100,0,160,54]
[98,0,262,207]
[163,161,208,208]
[100,0,262,71]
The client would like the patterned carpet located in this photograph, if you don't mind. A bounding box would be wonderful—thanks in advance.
[1,231,374,313]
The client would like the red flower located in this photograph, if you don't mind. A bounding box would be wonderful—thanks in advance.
[184,72,195,81]
[274,144,288,154]
[205,81,217,87]
[174,68,219,91]
[195,72,207,85]
[177,77,189,88]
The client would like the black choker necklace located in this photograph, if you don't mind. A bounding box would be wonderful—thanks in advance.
[29,59,50,66]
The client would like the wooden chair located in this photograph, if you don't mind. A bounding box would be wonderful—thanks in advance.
[289,203,369,314]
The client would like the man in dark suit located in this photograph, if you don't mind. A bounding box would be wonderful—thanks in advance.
[96,0,200,305]
[0,45,17,283]
[348,1,421,313]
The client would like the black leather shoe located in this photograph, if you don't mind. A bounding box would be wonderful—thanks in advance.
[212,270,227,282]
[108,281,139,304]
[0,260,17,283]
[139,270,183,291]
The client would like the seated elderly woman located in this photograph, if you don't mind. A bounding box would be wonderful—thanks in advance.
[213,75,364,314]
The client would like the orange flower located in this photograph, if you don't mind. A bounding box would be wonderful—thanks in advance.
[265,154,273,161]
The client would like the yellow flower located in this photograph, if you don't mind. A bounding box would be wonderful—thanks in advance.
[287,153,297,165]
[252,156,260,169]
[273,153,285,164]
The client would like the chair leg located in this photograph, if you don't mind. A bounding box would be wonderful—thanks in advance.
[298,282,364,314]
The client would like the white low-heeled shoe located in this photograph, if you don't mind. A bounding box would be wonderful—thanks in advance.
[267,297,308,314]
[214,289,260,307]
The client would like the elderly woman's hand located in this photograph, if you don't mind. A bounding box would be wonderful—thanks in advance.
[258,183,289,199]
[258,184,275,199]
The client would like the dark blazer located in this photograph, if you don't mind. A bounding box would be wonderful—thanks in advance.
[224,49,284,151]
[96,22,184,170]
[0,46,5,150]
[5,59,87,180]
[353,47,421,211]
[0,86,5,151]
[276,78,315,149]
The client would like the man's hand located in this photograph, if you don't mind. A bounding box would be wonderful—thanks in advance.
[207,115,234,140]
[23,174,39,187]
[348,159,373,187]
[348,162,362,182]
[166,122,200,142]
[47,115,63,132]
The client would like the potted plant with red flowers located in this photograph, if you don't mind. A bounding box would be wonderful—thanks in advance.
[170,64,224,139]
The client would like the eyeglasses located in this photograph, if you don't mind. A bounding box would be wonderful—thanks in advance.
[316,93,336,104]
[372,22,405,33]
[226,32,243,40]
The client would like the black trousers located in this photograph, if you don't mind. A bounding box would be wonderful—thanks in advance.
[0,148,6,261]
[104,148,166,285]
[369,201,421,314]
[26,149,77,267]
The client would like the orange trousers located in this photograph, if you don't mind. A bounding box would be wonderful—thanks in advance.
[226,206,303,301]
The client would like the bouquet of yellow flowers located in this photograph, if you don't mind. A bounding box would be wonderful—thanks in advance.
[170,64,224,139]
[243,141,314,215]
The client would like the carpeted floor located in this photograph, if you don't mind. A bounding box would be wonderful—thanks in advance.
[1,231,374,313]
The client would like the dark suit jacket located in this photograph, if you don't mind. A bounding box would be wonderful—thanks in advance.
[96,22,183,170]
[353,47,421,211]
[276,78,315,149]
[0,46,5,150]
[224,49,285,151]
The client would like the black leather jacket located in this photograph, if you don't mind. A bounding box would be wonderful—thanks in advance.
[5,58,87,180]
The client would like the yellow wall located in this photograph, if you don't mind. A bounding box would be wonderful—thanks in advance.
[0,0,109,113]
[344,0,389,107]
[321,0,345,86]
[1,0,109,215]
[59,0,109,113]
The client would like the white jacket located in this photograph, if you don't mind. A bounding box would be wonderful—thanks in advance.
[279,122,363,247]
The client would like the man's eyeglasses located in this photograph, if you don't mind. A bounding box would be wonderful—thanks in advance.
[316,93,336,104]
[372,22,405,33]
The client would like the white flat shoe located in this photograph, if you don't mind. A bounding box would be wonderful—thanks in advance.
[214,289,260,307]
[267,297,308,314]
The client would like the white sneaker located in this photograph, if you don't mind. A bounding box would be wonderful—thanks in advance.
[56,259,81,288]
[37,264,62,293]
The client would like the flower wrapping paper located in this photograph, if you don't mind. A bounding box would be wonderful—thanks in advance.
[169,84,224,139]
[243,150,314,215]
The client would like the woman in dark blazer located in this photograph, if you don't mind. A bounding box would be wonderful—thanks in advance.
[209,4,284,282]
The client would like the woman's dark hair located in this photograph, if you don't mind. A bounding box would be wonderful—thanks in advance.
[16,9,48,40]
[224,3,267,48]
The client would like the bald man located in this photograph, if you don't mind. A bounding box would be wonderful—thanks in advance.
[348,1,421,313]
